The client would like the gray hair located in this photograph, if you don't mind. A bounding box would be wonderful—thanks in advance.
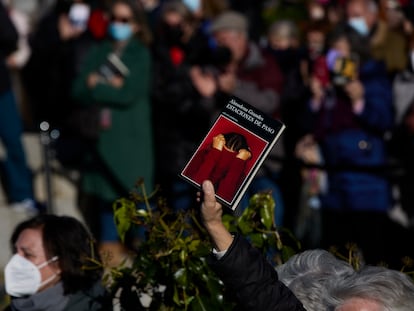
[325,265,414,311]
[268,19,299,40]
[277,249,355,311]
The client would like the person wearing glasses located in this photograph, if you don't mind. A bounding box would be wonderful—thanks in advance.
[71,0,154,266]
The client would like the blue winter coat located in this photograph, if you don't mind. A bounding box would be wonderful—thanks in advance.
[315,60,393,212]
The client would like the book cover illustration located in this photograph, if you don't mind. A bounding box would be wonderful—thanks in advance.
[180,96,286,211]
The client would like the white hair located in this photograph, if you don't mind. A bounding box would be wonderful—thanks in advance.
[326,265,414,311]
[277,249,355,311]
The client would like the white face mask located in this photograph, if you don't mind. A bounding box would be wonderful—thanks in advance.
[4,254,59,297]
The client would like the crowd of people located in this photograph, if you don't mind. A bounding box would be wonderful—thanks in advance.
[1,0,414,301]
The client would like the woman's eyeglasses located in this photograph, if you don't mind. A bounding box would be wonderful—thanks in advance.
[110,16,133,23]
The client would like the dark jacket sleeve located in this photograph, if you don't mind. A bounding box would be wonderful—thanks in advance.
[208,234,306,311]
[0,3,17,57]
[0,2,18,94]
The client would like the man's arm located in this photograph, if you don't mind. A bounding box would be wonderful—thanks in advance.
[199,180,307,311]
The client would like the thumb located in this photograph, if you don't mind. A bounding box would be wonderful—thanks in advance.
[202,180,216,203]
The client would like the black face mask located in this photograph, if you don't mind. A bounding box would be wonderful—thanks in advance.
[161,23,184,46]
[269,47,298,73]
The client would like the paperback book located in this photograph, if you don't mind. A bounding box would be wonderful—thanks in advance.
[180,95,286,211]
[97,52,130,83]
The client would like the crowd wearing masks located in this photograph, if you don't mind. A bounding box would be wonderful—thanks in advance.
[2,0,414,310]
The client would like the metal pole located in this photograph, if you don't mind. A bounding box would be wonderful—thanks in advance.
[39,121,54,214]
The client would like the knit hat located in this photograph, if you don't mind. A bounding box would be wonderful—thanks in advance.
[209,11,248,34]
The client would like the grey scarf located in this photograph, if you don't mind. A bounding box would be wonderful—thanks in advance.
[10,282,70,311]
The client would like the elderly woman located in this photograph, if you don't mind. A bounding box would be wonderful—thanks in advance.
[3,214,110,310]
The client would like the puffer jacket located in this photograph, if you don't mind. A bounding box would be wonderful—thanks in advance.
[209,234,307,311]
[313,59,394,212]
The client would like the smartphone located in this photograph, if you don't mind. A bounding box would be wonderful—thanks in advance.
[331,55,358,86]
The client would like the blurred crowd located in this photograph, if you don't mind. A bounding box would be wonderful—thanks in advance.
[1,0,414,268]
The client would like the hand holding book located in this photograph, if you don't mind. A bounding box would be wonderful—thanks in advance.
[180,95,285,211]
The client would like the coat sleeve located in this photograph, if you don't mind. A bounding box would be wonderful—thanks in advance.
[0,2,18,57]
[90,43,151,107]
[358,61,394,132]
[72,40,151,109]
[209,234,306,311]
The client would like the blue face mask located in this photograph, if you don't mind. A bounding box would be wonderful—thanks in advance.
[108,23,133,41]
[348,17,369,36]
[183,0,201,12]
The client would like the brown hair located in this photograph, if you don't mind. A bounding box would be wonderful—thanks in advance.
[111,0,153,46]
[201,0,229,20]
[11,214,103,295]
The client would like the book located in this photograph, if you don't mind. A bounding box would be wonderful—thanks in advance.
[97,53,130,83]
[180,95,286,211]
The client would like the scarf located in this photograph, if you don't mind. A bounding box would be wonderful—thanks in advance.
[10,282,70,311]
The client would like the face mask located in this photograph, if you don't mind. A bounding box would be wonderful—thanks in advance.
[108,22,133,41]
[163,24,184,46]
[4,254,59,297]
[269,48,296,73]
[348,17,369,36]
[183,0,201,12]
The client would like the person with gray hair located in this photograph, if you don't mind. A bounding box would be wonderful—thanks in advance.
[267,19,299,50]
[325,265,414,311]
[276,249,356,311]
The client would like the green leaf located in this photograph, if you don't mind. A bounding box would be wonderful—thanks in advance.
[259,196,274,230]
[188,239,201,253]
[249,233,265,248]
[281,245,298,262]
[112,198,136,242]
[174,267,187,287]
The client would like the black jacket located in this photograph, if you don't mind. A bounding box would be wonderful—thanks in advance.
[0,2,17,95]
[209,234,307,311]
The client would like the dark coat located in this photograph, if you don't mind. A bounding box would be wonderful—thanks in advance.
[209,234,306,311]
[313,59,394,212]
[0,2,17,95]
[151,27,218,179]
[72,38,154,201]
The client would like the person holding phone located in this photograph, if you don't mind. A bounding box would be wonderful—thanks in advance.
[306,20,394,265]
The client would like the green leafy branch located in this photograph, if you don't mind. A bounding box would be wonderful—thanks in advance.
[108,182,300,310]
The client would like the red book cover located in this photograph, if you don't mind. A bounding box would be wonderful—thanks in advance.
[180,95,285,211]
